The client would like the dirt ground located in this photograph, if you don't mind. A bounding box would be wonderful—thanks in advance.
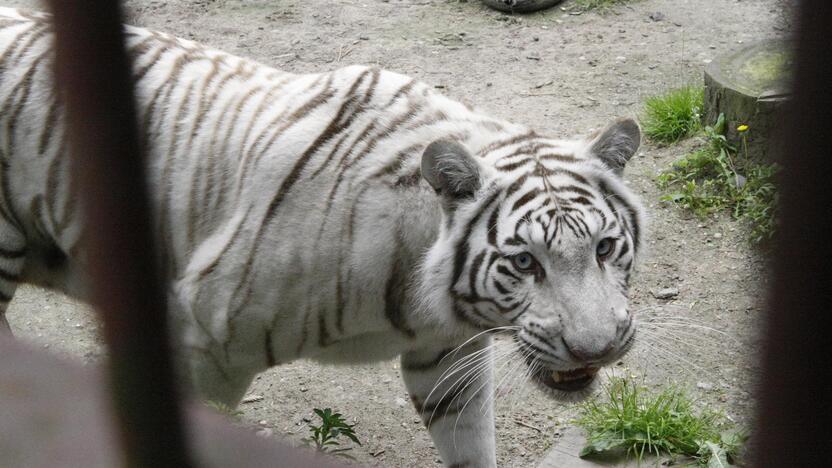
[5,0,787,466]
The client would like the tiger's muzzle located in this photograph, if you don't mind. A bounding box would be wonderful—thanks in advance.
[521,321,636,393]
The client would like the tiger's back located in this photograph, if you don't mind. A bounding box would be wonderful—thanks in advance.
[0,6,528,362]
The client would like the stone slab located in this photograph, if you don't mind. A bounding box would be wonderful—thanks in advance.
[537,427,666,468]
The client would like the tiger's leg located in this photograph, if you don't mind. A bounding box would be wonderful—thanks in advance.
[187,352,257,408]
[0,224,26,335]
[402,337,497,468]
[0,305,10,334]
[171,296,258,408]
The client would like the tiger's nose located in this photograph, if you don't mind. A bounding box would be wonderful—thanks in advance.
[562,337,615,363]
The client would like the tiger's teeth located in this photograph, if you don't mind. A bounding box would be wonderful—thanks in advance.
[551,371,563,383]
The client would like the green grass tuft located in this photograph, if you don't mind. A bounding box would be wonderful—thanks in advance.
[577,377,747,466]
[656,114,779,245]
[642,86,704,143]
[203,400,244,421]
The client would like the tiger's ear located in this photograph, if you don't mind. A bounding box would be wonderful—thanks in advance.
[587,118,641,176]
[421,139,481,200]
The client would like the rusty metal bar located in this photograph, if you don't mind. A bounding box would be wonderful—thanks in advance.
[753,0,832,466]
[46,1,192,466]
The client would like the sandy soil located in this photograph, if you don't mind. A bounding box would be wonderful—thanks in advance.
[5,0,787,466]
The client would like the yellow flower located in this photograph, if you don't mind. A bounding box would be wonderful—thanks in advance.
[737,124,749,133]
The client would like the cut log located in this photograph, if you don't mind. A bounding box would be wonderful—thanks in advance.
[704,40,792,160]
[480,0,564,13]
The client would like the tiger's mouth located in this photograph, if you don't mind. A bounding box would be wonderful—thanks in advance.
[532,366,599,392]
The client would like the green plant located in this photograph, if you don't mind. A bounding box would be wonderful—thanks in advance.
[736,162,778,244]
[643,86,704,143]
[656,114,779,244]
[577,377,747,466]
[204,400,244,421]
[305,408,361,456]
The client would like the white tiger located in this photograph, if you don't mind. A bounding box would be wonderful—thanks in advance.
[0,7,645,467]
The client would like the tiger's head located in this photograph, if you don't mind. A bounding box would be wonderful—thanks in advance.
[419,118,644,396]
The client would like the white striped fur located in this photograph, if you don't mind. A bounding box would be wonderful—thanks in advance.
[0,8,646,467]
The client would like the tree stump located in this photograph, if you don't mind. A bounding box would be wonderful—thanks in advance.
[704,40,792,160]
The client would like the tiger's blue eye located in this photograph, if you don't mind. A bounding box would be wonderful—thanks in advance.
[596,238,615,259]
[511,252,536,272]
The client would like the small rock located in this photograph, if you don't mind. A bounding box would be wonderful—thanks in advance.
[649,12,665,22]
[255,428,273,438]
[653,288,679,300]
[713,233,723,239]
[395,397,407,407]
[258,420,268,426]
[697,381,714,391]
[510,444,527,456]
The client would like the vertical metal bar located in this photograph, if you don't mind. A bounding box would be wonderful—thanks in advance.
[753,1,832,466]
[46,1,193,466]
